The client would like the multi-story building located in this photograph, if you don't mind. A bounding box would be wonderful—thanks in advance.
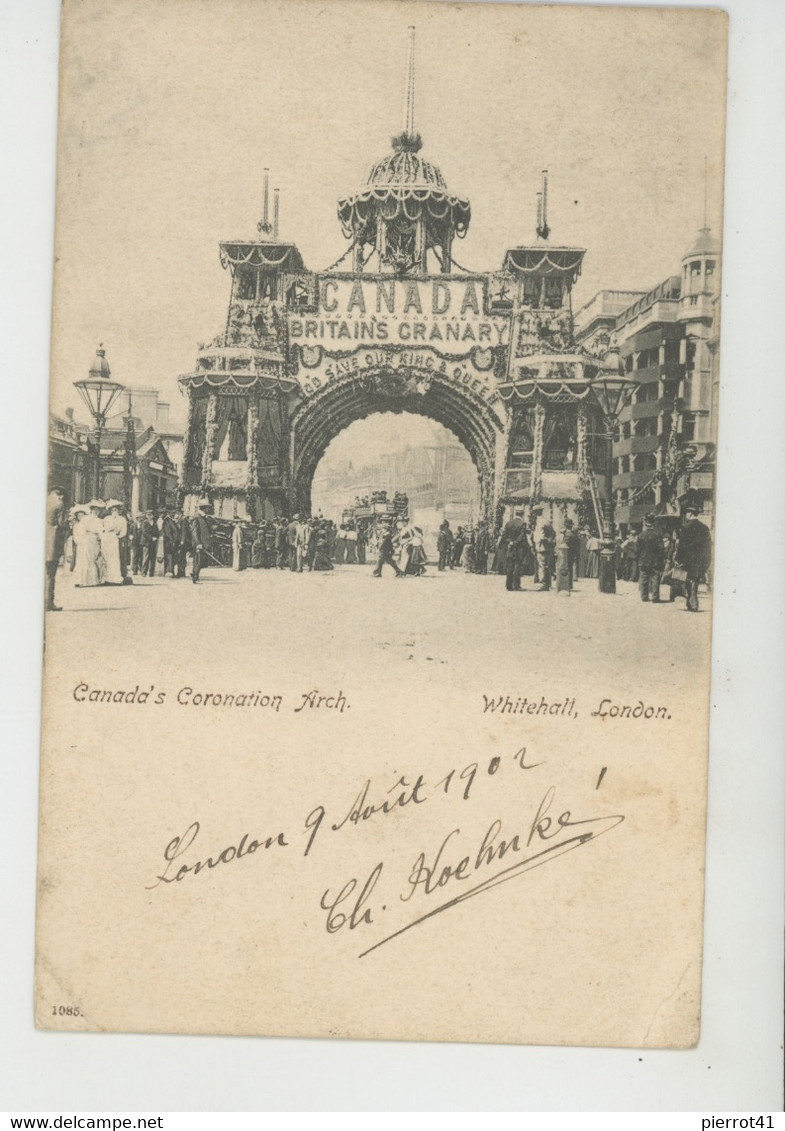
[575,226,720,531]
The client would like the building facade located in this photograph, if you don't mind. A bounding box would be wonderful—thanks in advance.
[575,227,720,531]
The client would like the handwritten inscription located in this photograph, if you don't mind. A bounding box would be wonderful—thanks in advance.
[147,821,288,888]
[149,745,625,957]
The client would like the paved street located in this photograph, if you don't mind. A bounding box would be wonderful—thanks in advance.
[46,561,712,700]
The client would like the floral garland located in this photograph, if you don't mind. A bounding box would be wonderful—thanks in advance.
[246,396,260,491]
[201,394,219,488]
[576,405,590,492]
[531,403,545,500]
[181,394,195,485]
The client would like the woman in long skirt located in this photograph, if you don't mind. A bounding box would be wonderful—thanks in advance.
[251,527,265,568]
[402,525,427,576]
[333,526,346,564]
[74,502,106,587]
[313,532,334,570]
[100,500,127,585]
[231,522,244,570]
[345,525,358,564]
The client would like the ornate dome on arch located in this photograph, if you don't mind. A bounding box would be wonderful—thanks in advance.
[337,132,471,243]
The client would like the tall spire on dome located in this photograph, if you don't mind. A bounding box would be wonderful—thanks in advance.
[393,26,422,153]
[403,25,415,138]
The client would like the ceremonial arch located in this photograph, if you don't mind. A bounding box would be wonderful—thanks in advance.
[288,353,504,520]
[177,80,616,534]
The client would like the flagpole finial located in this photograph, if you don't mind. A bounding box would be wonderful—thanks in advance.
[536,169,550,240]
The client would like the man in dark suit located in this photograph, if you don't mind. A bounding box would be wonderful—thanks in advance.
[138,510,159,577]
[161,511,180,577]
[372,523,404,577]
[189,502,213,584]
[45,487,67,611]
[500,508,527,591]
[637,514,666,602]
[674,505,712,612]
[437,520,453,571]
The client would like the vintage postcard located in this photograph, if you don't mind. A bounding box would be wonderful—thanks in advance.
[36,0,727,1046]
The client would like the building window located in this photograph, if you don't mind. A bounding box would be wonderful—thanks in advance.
[635,383,658,405]
[633,452,657,472]
[682,414,696,442]
[216,396,249,461]
[236,271,257,300]
[544,278,562,309]
[633,418,657,438]
[522,276,539,307]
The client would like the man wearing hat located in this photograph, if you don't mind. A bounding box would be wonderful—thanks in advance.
[436,519,453,571]
[637,513,666,603]
[286,514,300,571]
[499,507,528,592]
[372,521,404,578]
[189,501,213,584]
[137,509,159,577]
[531,505,556,591]
[674,505,712,612]
[44,487,67,611]
[161,509,180,577]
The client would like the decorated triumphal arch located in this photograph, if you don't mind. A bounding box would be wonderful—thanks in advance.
[178,36,615,533]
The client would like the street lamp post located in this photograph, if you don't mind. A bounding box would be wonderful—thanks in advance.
[73,345,125,499]
[589,351,639,594]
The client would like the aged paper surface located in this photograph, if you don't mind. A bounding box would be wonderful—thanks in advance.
[36,0,727,1047]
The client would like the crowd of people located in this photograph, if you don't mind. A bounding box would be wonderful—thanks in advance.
[45,487,711,613]
[45,491,199,608]
[238,514,428,578]
[495,503,712,610]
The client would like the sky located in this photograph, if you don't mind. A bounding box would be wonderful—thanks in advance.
[49,0,727,440]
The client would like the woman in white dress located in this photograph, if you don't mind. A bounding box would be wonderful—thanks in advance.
[74,501,106,587]
[101,499,127,585]
[231,521,244,571]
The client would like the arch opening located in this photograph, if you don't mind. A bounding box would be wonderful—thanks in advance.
[288,366,504,526]
[311,413,481,535]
